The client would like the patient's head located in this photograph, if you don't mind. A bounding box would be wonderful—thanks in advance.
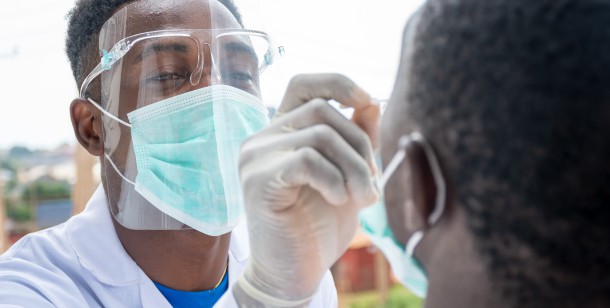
[382,0,610,305]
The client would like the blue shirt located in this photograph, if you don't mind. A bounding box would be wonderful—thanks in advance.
[153,271,229,308]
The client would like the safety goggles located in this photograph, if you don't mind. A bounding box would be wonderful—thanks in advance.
[80,28,283,102]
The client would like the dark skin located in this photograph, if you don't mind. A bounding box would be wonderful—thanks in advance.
[69,0,240,291]
[379,14,504,308]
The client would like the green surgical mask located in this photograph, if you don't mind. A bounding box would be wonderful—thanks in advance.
[93,85,269,236]
[360,200,428,297]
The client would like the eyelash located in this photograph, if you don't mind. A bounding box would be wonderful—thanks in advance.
[151,72,187,81]
[228,71,253,81]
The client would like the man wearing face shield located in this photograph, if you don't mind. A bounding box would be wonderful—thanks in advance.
[235,0,610,307]
[0,0,380,307]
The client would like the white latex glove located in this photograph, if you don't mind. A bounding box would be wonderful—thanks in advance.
[233,74,380,307]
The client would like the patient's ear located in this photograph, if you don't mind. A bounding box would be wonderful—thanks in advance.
[383,140,427,246]
[406,141,438,232]
[70,98,104,156]
[392,137,449,245]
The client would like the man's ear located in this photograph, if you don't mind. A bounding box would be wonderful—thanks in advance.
[70,98,104,156]
[404,139,445,235]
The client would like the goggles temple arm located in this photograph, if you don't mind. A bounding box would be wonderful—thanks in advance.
[80,62,131,128]
[79,63,104,99]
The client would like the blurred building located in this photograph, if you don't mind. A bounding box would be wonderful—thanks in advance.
[332,229,391,301]
[1,144,100,250]
[16,144,75,184]
[36,199,72,230]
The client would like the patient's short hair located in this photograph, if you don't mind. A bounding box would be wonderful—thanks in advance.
[407,0,610,305]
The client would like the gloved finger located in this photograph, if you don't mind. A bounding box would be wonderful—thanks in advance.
[278,147,349,208]
[352,103,381,150]
[277,73,372,116]
[267,99,376,173]
[243,124,376,206]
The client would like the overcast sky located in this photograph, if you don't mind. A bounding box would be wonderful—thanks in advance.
[0,0,422,149]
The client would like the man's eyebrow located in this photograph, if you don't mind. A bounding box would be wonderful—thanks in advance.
[223,41,258,60]
[134,43,190,63]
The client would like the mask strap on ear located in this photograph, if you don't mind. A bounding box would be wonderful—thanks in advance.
[90,99,135,186]
[410,132,446,225]
[104,153,135,186]
[379,135,413,190]
[406,230,425,257]
[402,132,447,257]
[87,98,132,128]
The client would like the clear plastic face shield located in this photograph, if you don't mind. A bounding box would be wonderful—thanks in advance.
[79,0,283,235]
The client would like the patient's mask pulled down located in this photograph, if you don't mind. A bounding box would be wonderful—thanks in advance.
[79,0,282,234]
[360,132,446,298]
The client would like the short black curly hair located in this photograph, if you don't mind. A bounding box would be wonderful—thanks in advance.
[65,0,243,93]
[406,0,610,306]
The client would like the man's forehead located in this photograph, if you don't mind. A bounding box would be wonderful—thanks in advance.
[103,0,239,37]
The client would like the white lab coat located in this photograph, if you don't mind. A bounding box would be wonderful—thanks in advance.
[0,185,338,307]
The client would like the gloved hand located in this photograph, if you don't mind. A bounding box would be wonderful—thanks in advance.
[233,74,380,307]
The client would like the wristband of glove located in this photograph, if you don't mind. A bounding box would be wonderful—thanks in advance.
[233,274,315,308]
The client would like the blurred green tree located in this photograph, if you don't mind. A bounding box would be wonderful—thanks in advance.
[22,180,71,202]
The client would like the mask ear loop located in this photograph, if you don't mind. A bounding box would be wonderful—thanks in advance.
[394,132,446,258]
[412,132,446,225]
[379,135,412,190]
[84,97,135,186]
[104,152,136,186]
[87,98,132,128]
[79,44,136,186]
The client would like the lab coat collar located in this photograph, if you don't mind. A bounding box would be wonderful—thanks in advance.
[67,185,139,286]
[66,185,250,287]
